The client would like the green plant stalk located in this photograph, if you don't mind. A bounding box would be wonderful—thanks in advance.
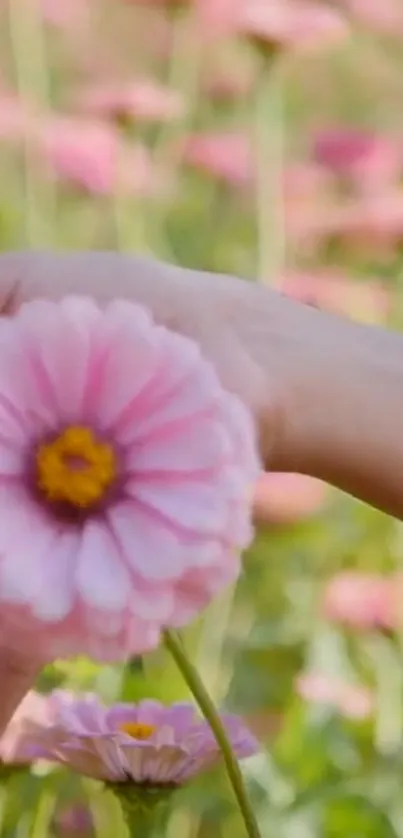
[112,794,155,838]
[108,782,171,838]
[7,0,56,247]
[253,55,285,287]
[164,629,261,838]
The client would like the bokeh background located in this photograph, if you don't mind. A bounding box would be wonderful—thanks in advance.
[2,0,403,835]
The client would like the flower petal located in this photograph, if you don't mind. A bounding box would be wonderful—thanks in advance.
[76,521,130,611]
[31,530,79,621]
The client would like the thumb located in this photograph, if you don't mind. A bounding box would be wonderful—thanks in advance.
[0,649,41,737]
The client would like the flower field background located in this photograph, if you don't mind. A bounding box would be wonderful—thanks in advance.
[2,1,403,836]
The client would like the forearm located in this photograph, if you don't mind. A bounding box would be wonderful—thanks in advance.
[267,299,403,518]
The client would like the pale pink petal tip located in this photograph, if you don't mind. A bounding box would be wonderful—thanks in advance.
[0,296,260,661]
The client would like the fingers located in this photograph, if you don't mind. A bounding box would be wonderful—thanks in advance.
[0,250,193,325]
[0,649,40,736]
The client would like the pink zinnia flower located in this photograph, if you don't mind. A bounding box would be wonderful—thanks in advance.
[253,473,327,526]
[76,79,186,124]
[296,673,373,720]
[12,691,258,784]
[322,572,395,630]
[0,297,259,661]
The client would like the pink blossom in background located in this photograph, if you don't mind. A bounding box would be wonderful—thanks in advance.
[0,92,34,143]
[0,297,259,661]
[283,162,336,207]
[229,0,349,53]
[322,572,395,630]
[11,692,258,783]
[183,132,252,186]
[322,191,403,260]
[336,0,403,36]
[75,78,186,124]
[202,61,255,102]
[282,270,391,324]
[253,473,327,526]
[313,128,402,195]
[296,673,373,720]
[36,117,159,196]
[0,691,51,764]
[54,805,94,838]
[38,0,89,28]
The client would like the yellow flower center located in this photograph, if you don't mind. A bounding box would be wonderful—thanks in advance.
[36,426,116,509]
[119,722,156,741]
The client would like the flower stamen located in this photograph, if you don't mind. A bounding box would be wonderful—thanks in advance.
[119,722,156,741]
[36,426,116,509]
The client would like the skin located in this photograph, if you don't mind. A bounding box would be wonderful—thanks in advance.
[0,249,402,734]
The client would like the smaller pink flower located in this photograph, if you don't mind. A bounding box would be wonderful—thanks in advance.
[183,132,253,187]
[75,79,186,124]
[322,572,395,630]
[11,691,258,786]
[253,473,327,526]
[296,673,373,720]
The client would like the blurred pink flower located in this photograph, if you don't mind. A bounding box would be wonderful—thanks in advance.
[0,92,34,143]
[254,473,327,525]
[205,0,349,52]
[0,297,258,661]
[326,191,403,259]
[314,128,401,195]
[283,161,336,206]
[322,572,395,630]
[15,692,258,783]
[36,117,158,196]
[282,270,391,324]
[0,691,50,764]
[75,78,186,124]
[54,805,94,838]
[183,132,252,186]
[202,62,255,102]
[336,0,403,35]
[296,673,373,720]
[38,0,89,27]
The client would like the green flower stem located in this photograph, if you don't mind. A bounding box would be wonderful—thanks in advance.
[164,629,261,838]
[7,0,56,247]
[113,795,155,838]
[253,54,285,287]
[108,782,171,838]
